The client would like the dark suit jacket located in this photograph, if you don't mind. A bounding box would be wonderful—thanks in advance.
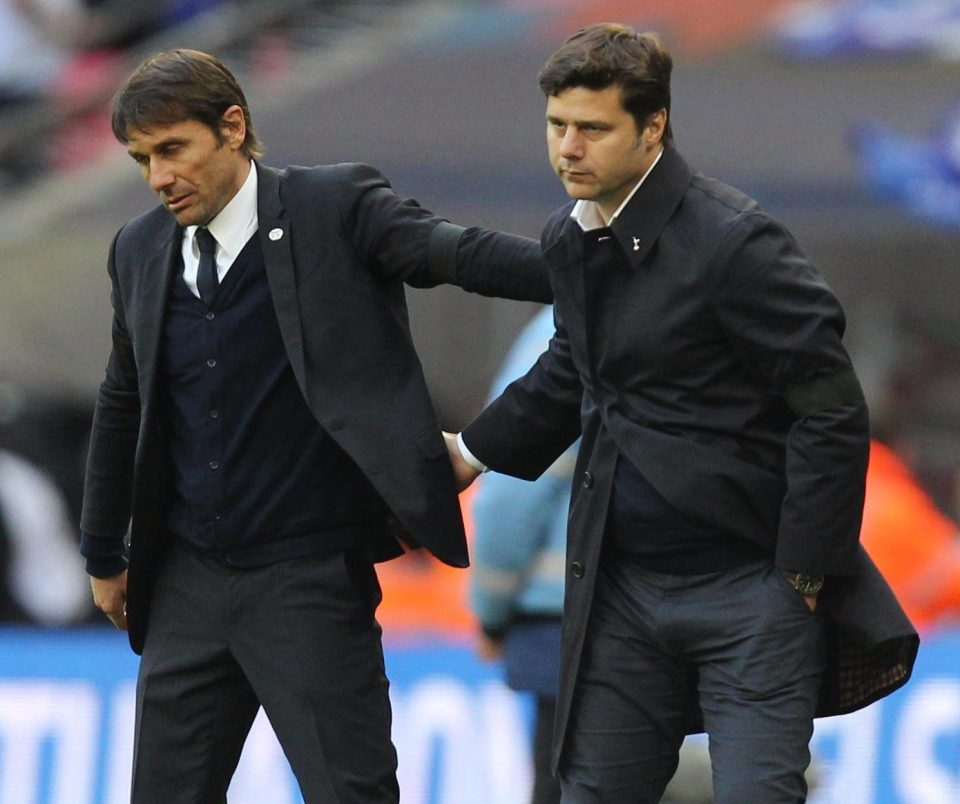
[462,147,919,767]
[80,161,551,654]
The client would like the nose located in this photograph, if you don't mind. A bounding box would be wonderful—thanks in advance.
[146,157,174,193]
[559,127,583,160]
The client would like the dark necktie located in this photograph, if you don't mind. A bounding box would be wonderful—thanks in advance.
[195,227,219,304]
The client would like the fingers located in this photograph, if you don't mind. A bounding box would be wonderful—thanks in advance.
[105,600,129,631]
[90,573,129,631]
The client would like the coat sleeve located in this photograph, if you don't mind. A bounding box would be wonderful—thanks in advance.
[338,163,552,302]
[462,305,583,480]
[79,229,140,577]
[709,212,870,577]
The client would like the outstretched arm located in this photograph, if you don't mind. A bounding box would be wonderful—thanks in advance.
[340,163,552,302]
[427,221,552,302]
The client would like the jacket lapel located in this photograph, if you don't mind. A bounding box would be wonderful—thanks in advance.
[255,163,308,399]
[137,218,180,404]
[612,147,693,268]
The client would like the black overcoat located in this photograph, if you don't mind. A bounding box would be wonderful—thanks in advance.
[462,147,919,768]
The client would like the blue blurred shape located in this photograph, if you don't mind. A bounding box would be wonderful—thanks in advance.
[770,0,960,59]
[851,106,960,227]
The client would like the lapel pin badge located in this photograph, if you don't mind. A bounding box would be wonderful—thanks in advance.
[268,227,284,241]
[632,236,640,252]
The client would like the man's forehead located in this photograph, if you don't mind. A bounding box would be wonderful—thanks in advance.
[125,118,197,148]
[546,85,626,116]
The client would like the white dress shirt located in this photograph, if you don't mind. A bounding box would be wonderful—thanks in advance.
[180,161,259,298]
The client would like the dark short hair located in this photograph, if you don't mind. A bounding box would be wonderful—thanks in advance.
[538,23,673,146]
[111,49,264,158]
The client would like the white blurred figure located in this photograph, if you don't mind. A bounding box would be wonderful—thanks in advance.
[0,0,66,103]
[0,448,89,625]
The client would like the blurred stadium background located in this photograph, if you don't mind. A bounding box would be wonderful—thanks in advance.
[1,1,959,802]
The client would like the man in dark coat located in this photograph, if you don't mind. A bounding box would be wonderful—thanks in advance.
[80,49,550,803]
[447,23,918,803]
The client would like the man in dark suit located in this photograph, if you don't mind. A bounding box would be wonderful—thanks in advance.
[447,24,918,803]
[80,49,550,803]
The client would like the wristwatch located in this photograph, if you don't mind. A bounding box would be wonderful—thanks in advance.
[785,571,824,596]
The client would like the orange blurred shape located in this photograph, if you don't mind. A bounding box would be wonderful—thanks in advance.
[861,441,960,633]
[376,486,476,639]
[512,0,798,57]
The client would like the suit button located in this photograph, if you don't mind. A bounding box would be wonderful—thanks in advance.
[583,471,594,488]
[570,561,585,579]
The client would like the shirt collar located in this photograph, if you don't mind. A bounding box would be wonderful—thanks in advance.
[185,160,258,259]
[571,146,664,231]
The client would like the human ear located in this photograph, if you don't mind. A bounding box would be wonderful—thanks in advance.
[644,108,667,146]
[219,105,247,150]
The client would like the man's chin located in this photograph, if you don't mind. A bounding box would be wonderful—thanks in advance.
[169,207,205,227]
[563,184,597,202]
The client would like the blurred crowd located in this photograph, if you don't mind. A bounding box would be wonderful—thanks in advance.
[0,0,221,102]
[0,0,231,188]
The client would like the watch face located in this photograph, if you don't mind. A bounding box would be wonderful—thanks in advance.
[793,573,824,595]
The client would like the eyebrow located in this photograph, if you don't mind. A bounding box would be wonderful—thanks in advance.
[128,135,189,159]
[546,115,612,129]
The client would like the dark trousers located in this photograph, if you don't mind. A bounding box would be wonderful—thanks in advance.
[559,558,826,803]
[132,541,398,804]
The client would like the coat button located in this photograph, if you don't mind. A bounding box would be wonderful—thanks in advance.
[583,471,594,488]
[570,561,585,578]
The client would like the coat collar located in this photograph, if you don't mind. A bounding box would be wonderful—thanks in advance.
[143,214,180,349]
[609,146,693,267]
[128,213,180,411]
[255,160,284,219]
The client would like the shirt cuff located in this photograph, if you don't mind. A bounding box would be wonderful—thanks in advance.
[457,432,488,473]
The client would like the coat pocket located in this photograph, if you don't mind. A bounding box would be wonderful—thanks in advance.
[414,425,447,460]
